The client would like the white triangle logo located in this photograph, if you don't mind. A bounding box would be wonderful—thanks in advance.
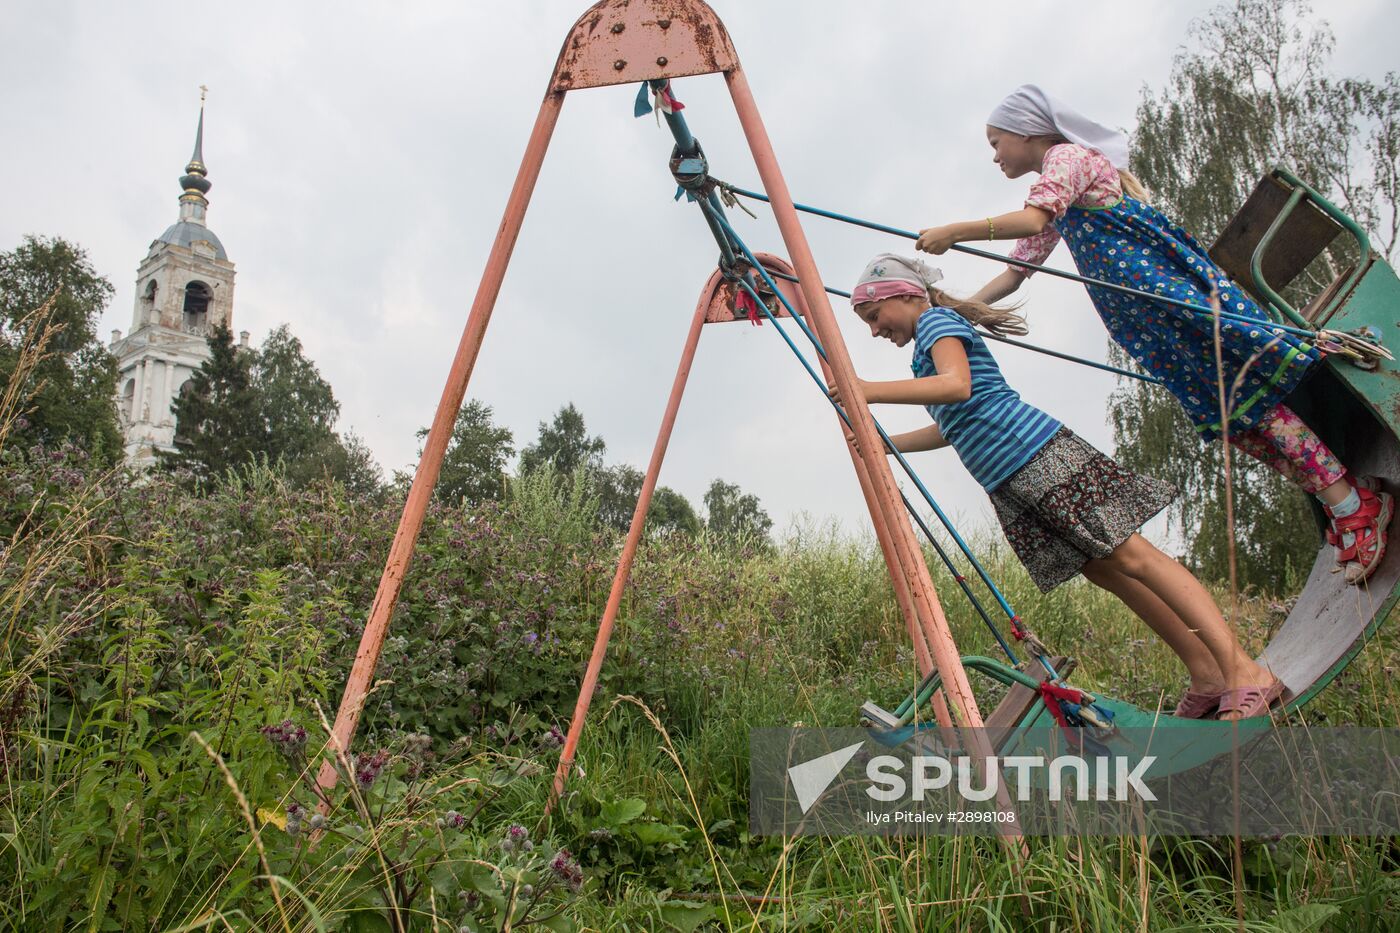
[787,742,864,813]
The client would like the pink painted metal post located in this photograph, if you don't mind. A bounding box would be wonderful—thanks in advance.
[722,67,986,734]
[722,67,1024,849]
[551,292,710,801]
[317,92,566,797]
[816,359,955,731]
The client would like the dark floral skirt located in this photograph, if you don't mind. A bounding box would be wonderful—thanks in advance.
[990,427,1177,592]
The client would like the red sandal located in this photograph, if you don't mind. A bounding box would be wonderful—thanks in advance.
[1326,484,1393,585]
[1216,678,1285,721]
[1173,689,1224,719]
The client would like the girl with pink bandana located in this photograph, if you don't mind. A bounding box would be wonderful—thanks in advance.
[915,85,1390,599]
[833,253,1279,719]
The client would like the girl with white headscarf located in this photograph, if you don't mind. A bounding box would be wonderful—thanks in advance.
[914,86,1386,619]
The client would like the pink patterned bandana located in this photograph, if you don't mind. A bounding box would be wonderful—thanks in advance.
[851,253,943,308]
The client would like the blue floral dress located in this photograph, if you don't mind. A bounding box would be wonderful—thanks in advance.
[1011,144,1318,441]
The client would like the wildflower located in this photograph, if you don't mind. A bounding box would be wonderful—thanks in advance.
[500,823,529,853]
[285,803,305,836]
[261,719,309,762]
[549,848,584,892]
[354,749,391,788]
[536,726,565,750]
[443,810,467,830]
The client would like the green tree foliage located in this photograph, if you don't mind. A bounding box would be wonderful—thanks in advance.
[254,324,341,484]
[649,486,702,536]
[512,403,699,535]
[163,323,263,479]
[1111,0,1400,588]
[595,463,701,536]
[703,477,773,545]
[518,402,606,477]
[418,399,515,506]
[167,324,381,489]
[323,430,384,497]
[596,463,643,530]
[0,236,121,463]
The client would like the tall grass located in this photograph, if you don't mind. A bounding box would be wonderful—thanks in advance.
[1,304,1396,929]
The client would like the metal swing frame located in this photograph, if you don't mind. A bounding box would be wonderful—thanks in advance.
[314,0,1020,838]
[317,0,1400,817]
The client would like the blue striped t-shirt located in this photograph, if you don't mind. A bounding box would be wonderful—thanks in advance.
[912,307,1060,490]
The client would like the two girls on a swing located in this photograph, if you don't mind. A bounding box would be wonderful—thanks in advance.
[833,86,1391,721]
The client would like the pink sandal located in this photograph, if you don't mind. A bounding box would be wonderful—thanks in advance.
[1173,689,1224,719]
[1216,678,1285,720]
[1326,483,1393,585]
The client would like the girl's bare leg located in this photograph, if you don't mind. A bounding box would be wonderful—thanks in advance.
[1080,558,1225,692]
[1087,534,1272,719]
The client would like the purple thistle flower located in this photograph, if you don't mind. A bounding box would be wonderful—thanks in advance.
[549,849,584,892]
[261,719,309,761]
[353,749,391,788]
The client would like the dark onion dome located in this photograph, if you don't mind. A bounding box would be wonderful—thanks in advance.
[180,169,211,195]
[156,220,227,259]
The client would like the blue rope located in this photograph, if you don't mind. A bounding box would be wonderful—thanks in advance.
[706,202,1056,679]
[720,184,1320,342]
[760,268,1165,387]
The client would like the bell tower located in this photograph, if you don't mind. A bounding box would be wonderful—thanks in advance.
[110,91,240,468]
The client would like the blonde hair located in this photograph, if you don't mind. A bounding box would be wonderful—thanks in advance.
[927,287,1028,337]
[1117,168,1150,203]
[1038,134,1150,203]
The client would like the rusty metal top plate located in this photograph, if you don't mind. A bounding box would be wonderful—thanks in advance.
[550,0,739,93]
[697,253,809,324]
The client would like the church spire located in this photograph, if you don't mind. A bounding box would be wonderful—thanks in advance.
[178,87,212,209]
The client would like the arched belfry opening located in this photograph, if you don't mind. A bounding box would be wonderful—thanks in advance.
[183,281,211,333]
[121,379,136,424]
[140,280,158,324]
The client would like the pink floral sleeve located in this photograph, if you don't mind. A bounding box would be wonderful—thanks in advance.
[1009,226,1062,274]
[1007,144,1120,277]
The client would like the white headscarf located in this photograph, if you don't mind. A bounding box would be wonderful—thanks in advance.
[986,84,1130,170]
[851,253,943,307]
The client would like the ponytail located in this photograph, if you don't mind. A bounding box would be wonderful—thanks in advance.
[1118,169,1150,203]
[927,287,1028,337]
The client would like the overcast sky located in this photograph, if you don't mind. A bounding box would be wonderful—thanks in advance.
[2,1,1395,544]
